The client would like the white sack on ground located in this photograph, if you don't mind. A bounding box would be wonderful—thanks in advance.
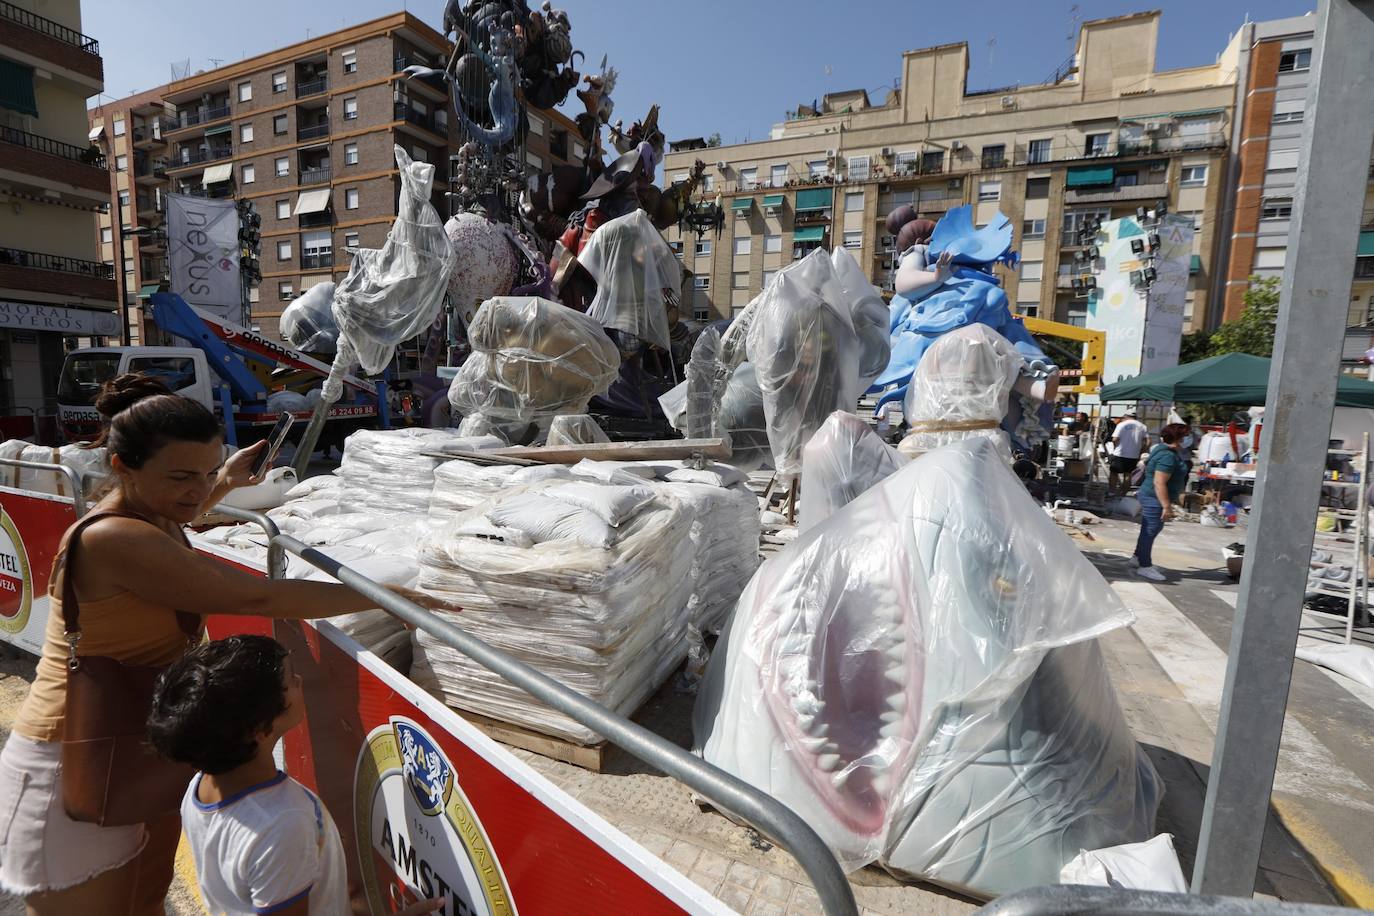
[800,411,908,533]
[1060,834,1188,893]
[448,296,620,424]
[1296,642,1374,690]
[0,442,109,497]
[337,428,501,514]
[694,437,1156,895]
[746,250,861,480]
[577,209,680,352]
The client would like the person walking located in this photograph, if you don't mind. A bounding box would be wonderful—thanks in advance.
[0,374,432,915]
[1133,422,1192,582]
[1109,409,1148,496]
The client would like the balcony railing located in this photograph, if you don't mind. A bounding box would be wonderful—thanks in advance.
[300,166,332,185]
[296,77,327,98]
[131,124,162,144]
[394,55,430,73]
[298,123,330,141]
[1357,257,1374,280]
[0,1,100,54]
[394,102,441,135]
[171,146,232,167]
[161,105,231,133]
[134,157,167,178]
[299,211,333,229]
[980,155,1008,170]
[0,247,114,278]
[0,125,105,168]
[301,251,334,270]
[177,186,233,200]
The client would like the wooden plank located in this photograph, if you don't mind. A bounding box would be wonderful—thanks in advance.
[486,437,732,465]
[459,710,609,772]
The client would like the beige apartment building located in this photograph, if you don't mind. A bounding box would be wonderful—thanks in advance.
[90,11,584,345]
[665,11,1237,331]
[0,0,113,419]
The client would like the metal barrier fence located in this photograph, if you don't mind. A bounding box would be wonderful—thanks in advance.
[213,505,858,916]
[0,458,86,516]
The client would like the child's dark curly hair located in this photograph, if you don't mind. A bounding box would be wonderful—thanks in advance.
[147,635,290,774]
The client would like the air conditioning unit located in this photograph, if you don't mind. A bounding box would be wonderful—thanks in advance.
[951,140,964,151]
[825,148,837,161]
[715,160,727,170]
[881,147,893,159]
[1000,95,1016,109]
[1148,161,1167,172]
[735,207,749,219]
[947,179,961,190]
[880,234,895,251]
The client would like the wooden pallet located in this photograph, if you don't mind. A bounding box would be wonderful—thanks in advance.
[460,709,610,772]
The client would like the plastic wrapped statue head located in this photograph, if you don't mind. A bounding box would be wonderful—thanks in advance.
[800,411,908,533]
[870,205,1057,449]
[899,323,1021,461]
[331,146,454,379]
[746,249,862,480]
[445,212,519,327]
[694,435,1160,896]
[447,296,621,424]
[577,209,682,353]
[279,281,338,353]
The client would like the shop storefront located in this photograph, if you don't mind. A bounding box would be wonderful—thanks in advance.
[0,301,120,437]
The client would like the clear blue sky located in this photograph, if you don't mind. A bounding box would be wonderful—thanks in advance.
[87,0,1314,147]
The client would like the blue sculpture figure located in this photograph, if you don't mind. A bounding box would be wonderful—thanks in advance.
[871,205,1058,447]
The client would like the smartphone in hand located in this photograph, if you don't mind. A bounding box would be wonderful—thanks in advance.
[252,413,297,479]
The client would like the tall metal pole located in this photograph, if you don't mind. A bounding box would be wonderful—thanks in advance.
[103,135,131,347]
[1194,0,1374,896]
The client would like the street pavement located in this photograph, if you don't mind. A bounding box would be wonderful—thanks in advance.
[0,510,1368,913]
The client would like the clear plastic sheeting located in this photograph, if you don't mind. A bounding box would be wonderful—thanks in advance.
[448,296,621,424]
[831,248,891,390]
[718,362,772,471]
[546,414,610,447]
[746,250,861,480]
[686,327,731,441]
[577,209,681,352]
[337,428,502,514]
[329,146,453,381]
[800,412,908,533]
[279,282,338,353]
[694,437,1155,894]
[899,324,1020,461]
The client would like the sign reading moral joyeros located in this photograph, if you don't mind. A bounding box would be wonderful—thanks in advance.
[0,301,121,337]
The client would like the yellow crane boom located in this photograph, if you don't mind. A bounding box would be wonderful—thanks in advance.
[1015,315,1106,395]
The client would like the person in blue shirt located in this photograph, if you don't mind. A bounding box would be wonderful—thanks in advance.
[1133,423,1192,581]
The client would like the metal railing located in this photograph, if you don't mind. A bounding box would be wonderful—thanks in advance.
[0,247,114,279]
[977,885,1351,915]
[207,503,856,916]
[394,102,441,135]
[134,156,167,178]
[300,251,333,270]
[299,166,331,185]
[162,105,231,133]
[295,77,327,98]
[298,123,330,141]
[171,146,232,167]
[0,125,105,167]
[299,211,332,229]
[0,458,87,515]
[0,0,100,54]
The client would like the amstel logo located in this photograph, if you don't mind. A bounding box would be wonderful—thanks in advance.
[355,717,515,916]
[0,507,32,634]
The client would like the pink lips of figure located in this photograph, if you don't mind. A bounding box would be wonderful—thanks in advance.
[756,557,924,838]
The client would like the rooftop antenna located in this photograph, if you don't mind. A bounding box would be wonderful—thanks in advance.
[208,57,223,68]
[987,35,997,72]
[1067,3,1082,46]
[170,58,191,80]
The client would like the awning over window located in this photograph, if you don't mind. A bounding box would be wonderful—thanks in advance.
[794,188,833,212]
[203,123,232,137]
[1190,254,1202,275]
[294,188,332,215]
[1170,107,1225,120]
[137,283,162,300]
[731,198,753,212]
[761,194,784,209]
[201,163,233,185]
[1066,166,1115,188]
[1359,231,1374,258]
[793,226,826,243]
[0,59,39,117]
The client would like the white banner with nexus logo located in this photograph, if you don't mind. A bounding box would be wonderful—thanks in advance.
[166,193,241,323]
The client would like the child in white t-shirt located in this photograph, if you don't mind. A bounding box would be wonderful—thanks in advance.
[149,635,444,916]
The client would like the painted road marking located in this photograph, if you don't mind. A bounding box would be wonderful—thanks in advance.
[1114,581,1374,811]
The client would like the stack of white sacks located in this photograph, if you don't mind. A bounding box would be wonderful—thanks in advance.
[0,441,110,497]
[192,428,760,743]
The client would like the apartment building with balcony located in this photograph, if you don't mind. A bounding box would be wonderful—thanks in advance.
[664,11,1237,331]
[0,0,113,419]
[92,12,458,344]
[1212,13,1374,367]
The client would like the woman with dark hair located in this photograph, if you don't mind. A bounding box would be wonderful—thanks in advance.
[1133,422,1192,582]
[0,375,427,915]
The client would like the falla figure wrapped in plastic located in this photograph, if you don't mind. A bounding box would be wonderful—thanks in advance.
[694,326,1160,897]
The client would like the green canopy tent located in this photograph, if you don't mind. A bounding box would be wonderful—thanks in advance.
[1099,352,1374,408]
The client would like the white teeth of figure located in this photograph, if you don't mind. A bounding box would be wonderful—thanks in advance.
[832,768,853,790]
[872,773,891,796]
[885,644,905,662]
[792,691,824,718]
[887,693,908,712]
[886,603,904,624]
[796,714,815,731]
[799,736,829,753]
[880,710,900,723]
[817,753,841,772]
[885,665,907,685]
[879,722,902,739]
